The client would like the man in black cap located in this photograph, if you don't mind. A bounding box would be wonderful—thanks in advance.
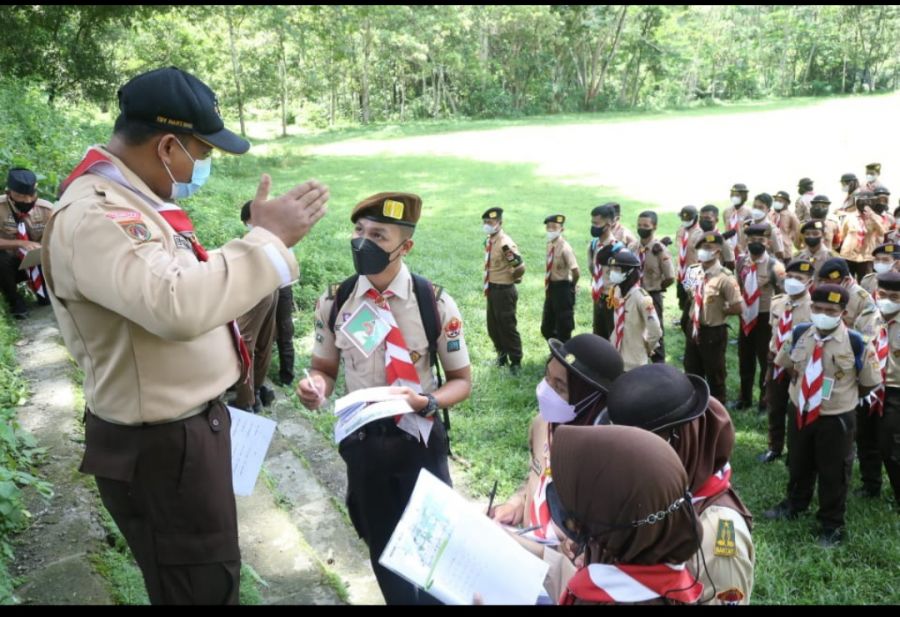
[42,66,329,604]
[861,242,900,295]
[541,214,579,343]
[766,284,880,547]
[676,206,704,333]
[723,183,750,259]
[771,190,800,260]
[816,257,879,342]
[806,194,842,251]
[795,219,834,275]
[481,206,525,372]
[795,177,815,223]
[587,203,624,340]
[865,162,884,192]
[0,167,54,318]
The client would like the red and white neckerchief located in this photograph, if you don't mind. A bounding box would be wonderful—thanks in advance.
[772,302,796,381]
[740,260,760,336]
[365,288,432,442]
[483,235,493,297]
[677,226,693,283]
[559,562,703,605]
[856,213,867,252]
[867,320,893,416]
[60,147,251,382]
[728,209,742,233]
[590,239,608,302]
[613,287,626,351]
[690,273,705,343]
[545,240,555,292]
[526,424,558,542]
[13,212,46,299]
[797,333,830,429]
[690,462,732,505]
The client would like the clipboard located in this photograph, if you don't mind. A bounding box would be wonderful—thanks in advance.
[18,249,41,270]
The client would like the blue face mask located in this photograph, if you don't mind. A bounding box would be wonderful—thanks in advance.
[162,137,212,200]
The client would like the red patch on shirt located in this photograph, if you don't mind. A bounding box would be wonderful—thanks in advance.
[445,317,462,339]
[716,588,744,605]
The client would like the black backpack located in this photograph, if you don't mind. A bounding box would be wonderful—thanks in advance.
[791,323,865,371]
[327,273,452,450]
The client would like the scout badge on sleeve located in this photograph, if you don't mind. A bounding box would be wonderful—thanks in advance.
[339,301,391,358]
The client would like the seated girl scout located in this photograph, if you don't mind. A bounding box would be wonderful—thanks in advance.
[296,192,472,605]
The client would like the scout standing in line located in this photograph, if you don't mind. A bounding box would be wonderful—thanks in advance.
[298,193,472,604]
[861,242,900,295]
[628,210,674,362]
[838,189,886,281]
[736,224,785,411]
[816,258,879,343]
[683,232,743,403]
[771,190,801,260]
[794,177,816,223]
[807,194,842,251]
[699,204,737,270]
[606,249,661,371]
[741,193,787,261]
[587,203,622,340]
[766,284,880,547]
[758,259,814,463]
[864,162,884,192]
[481,207,525,372]
[541,214,579,343]
[675,205,704,334]
[795,220,835,276]
[723,182,751,260]
[609,201,638,246]
[873,186,894,242]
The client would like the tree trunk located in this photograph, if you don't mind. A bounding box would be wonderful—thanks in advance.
[442,67,458,116]
[586,5,629,108]
[278,29,288,137]
[360,19,372,124]
[399,82,405,122]
[225,6,247,137]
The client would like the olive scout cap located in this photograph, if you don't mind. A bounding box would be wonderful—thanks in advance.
[117,66,249,154]
[731,183,748,193]
[695,232,724,249]
[811,283,848,308]
[351,192,422,228]
[7,168,37,195]
[866,163,882,174]
[482,207,503,221]
[544,214,566,225]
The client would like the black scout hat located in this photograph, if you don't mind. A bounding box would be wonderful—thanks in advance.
[785,259,814,275]
[548,333,624,393]
[731,183,748,193]
[812,283,848,308]
[608,249,640,269]
[544,214,566,225]
[745,223,771,237]
[810,194,831,205]
[801,220,825,234]
[841,172,858,184]
[482,207,503,220]
[695,232,724,249]
[818,257,850,282]
[117,66,249,154]
[877,271,900,291]
[774,190,790,203]
[6,168,37,195]
[874,186,891,196]
[873,243,900,258]
[351,192,422,228]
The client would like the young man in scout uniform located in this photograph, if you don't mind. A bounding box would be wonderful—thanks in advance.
[297,192,472,605]
[807,194,842,251]
[766,284,880,547]
[541,213,579,343]
[676,205,704,334]
[816,257,879,343]
[723,182,751,260]
[758,259,814,463]
[794,177,816,223]
[609,202,638,247]
[736,224,786,411]
[795,220,835,276]
[683,232,743,403]
[838,188,887,281]
[0,167,53,319]
[865,162,884,192]
[855,270,900,509]
[699,204,737,270]
[861,242,900,295]
[629,210,674,362]
[42,66,329,604]
[606,249,661,371]
[740,194,787,261]
[481,206,525,372]
[838,172,862,215]
[771,190,801,260]
[587,203,623,340]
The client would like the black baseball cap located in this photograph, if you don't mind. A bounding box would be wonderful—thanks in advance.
[117,67,250,155]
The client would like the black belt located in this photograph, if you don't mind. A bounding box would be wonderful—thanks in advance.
[489,283,514,290]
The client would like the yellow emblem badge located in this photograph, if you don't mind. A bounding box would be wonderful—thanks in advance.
[383,199,404,220]
[714,519,737,557]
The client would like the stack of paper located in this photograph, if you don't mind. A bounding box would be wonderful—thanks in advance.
[334,387,434,444]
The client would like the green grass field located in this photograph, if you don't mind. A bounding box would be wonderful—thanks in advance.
[184,105,900,604]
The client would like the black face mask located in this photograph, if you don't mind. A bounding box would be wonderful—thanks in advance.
[873,203,888,215]
[637,228,653,239]
[810,207,828,219]
[699,219,715,232]
[804,236,822,248]
[590,225,606,238]
[8,196,35,214]
[350,237,404,276]
[748,242,766,256]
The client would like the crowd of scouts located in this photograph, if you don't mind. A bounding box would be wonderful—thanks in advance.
[4,63,898,606]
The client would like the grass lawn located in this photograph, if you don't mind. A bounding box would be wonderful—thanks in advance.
[183,106,900,604]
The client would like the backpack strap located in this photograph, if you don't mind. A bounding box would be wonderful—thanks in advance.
[791,323,813,347]
[847,329,865,372]
[327,274,360,333]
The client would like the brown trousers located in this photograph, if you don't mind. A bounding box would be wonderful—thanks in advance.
[82,403,240,605]
[234,290,278,409]
[486,284,522,363]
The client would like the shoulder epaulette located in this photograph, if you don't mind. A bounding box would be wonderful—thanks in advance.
[327,283,341,300]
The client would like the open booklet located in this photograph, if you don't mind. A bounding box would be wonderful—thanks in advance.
[333,386,433,445]
[379,469,549,605]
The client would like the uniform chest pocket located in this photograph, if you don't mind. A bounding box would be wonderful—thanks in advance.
[832,352,857,378]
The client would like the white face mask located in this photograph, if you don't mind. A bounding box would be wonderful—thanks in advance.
[874,261,893,274]
[811,312,841,332]
[681,219,695,228]
[609,269,627,285]
[867,174,877,183]
[878,298,900,316]
[773,201,786,211]
[840,184,849,193]
[697,248,717,263]
[750,208,766,221]
[783,277,808,296]
[483,223,498,235]
[546,230,561,242]
[731,196,742,206]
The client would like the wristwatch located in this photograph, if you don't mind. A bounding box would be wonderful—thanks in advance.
[418,393,439,418]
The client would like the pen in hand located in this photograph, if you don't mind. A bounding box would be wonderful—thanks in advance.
[485,479,498,517]
[303,368,325,402]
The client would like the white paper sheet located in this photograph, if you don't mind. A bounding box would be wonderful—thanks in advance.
[379,469,549,605]
[228,406,277,496]
[333,398,413,444]
[333,386,434,445]
[18,248,41,270]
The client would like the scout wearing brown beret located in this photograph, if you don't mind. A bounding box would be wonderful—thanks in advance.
[352,192,422,227]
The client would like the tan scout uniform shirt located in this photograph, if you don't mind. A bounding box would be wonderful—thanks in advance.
[738,223,786,261]
[723,205,751,253]
[675,224,705,270]
[794,192,815,223]
[768,293,812,354]
[617,285,662,371]
[312,263,470,394]
[42,148,298,425]
[486,229,521,285]
[805,216,841,251]
[548,236,577,282]
[737,255,784,313]
[507,414,552,529]
[795,245,835,276]
[692,263,742,327]
[861,272,879,296]
[839,208,887,263]
[611,222,638,247]
[845,283,879,342]
[771,209,801,258]
[0,195,54,243]
[775,323,881,415]
[883,316,900,388]
[627,239,675,292]
[693,505,754,606]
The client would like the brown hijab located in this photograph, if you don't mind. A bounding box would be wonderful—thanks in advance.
[551,425,701,566]
[668,397,753,529]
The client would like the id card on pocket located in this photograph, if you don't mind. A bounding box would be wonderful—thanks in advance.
[339,301,391,358]
[822,377,834,401]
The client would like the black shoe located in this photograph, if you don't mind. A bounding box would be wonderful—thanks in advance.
[258,385,275,408]
[496,354,509,367]
[251,400,263,414]
[10,296,28,320]
[852,486,880,499]
[277,373,294,387]
[757,449,781,464]
[36,294,51,306]
[763,500,799,521]
[817,528,845,548]
[757,400,767,413]
[509,363,521,376]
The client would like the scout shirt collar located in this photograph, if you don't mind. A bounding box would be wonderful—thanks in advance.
[355,261,411,301]
[703,262,722,276]
[814,320,846,343]
[78,146,169,212]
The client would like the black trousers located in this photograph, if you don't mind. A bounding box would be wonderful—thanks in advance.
[738,315,771,405]
[540,280,575,342]
[786,406,856,531]
[0,250,26,310]
[275,285,295,383]
[858,388,900,504]
[339,418,451,605]
[765,362,791,454]
[84,403,241,605]
[649,289,666,363]
[676,283,691,335]
[683,324,728,404]
[486,284,522,363]
[592,296,614,341]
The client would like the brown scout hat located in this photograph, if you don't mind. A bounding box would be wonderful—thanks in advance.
[866,162,882,174]
[350,192,422,228]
